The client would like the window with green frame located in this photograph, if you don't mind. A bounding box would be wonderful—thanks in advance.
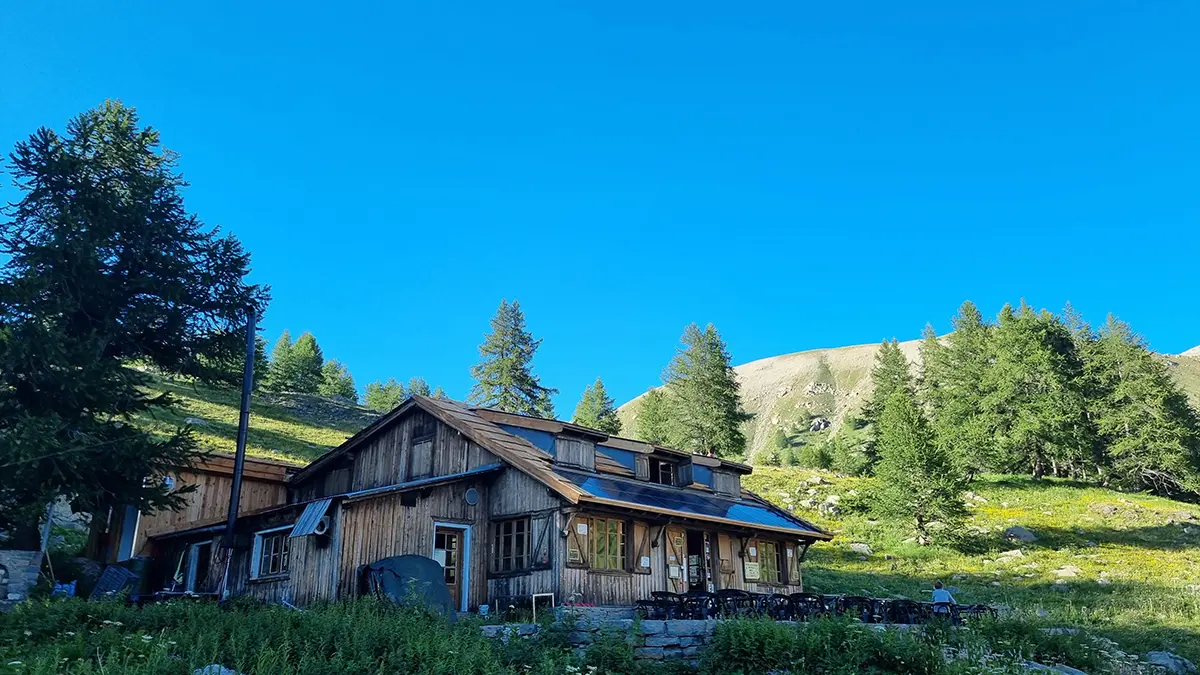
[589,517,626,570]
[759,541,783,584]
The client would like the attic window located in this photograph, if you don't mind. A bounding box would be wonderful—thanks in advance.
[412,416,436,443]
[648,458,675,486]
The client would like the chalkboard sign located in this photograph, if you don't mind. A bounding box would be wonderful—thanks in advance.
[89,566,139,600]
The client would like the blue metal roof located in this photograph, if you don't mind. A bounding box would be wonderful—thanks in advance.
[554,469,826,538]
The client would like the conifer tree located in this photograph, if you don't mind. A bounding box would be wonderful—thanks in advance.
[922,302,995,477]
[983,303,1095,479]
[0,101,267,544]
[634,388,672,445]
[468,300,557,417]
[290,332,325,393]
[662,323,751,457]
[860,338,914,462]
[318,360,358,401]
[265,330,296,392]
[364,378,406,412]
[872,390,967,535]
[407,377,432,398]
[1085,316,1200,497]
[572,378,622,434]
[431,386,448,400]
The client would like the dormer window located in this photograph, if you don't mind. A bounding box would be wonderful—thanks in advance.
[648,458,675,486]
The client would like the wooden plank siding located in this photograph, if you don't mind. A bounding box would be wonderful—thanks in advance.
[132,472,287,557]
[485,468,563,605]
[712,470,741,497]
[336,481,489,608]
[553,436,595,471]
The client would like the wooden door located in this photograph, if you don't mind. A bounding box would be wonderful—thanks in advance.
[664,525,688,594]
[434,527,463,610]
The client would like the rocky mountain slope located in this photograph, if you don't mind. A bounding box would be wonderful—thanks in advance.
[618,340,1200,462]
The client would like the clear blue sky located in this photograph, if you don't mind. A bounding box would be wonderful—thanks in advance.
[2,1,1198,414]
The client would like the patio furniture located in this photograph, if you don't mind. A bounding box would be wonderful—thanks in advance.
[650,591,686,619]
[788,593,827,621]
[634,599,659,619]
[715,589,754,618]
[682,591,716,619]
[883,599,924,624]
[930,601,960,624]
[839,595,878,623]
[958,604,997,621]
[762,593,791,621]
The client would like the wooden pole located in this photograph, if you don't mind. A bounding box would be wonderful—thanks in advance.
[221,306,257,550]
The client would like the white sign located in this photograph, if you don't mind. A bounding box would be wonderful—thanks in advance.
[744,562,761,581]
[668,565,681,579]
[640,556,651,568]
[748,546,757,558]
[576,522,588,535]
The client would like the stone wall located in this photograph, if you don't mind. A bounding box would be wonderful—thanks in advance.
[0,550,43,602]
[481,617,719,662]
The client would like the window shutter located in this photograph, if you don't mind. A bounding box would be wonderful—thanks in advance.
[565,515,589,569]
[677,461,694,486]
[530,515,552,570]
[786,543,802,587]
[632,521,652,574]
[635,455,650,481]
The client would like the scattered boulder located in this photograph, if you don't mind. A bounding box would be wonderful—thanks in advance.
[1146,651,1198,674]
[1022,662,1088,675]
[807,475,825,485]
[1054,566,1081,578]
[184,417,209,426]
[1005,526,1039,543]
[799,499,818,509]
[818,503,841,518]
[998,549,1025,560]
[849,543,873,556]
[924,521,948,533]
[1097,578,1112,586]
[809,417,831,432]
[804,382,834,396]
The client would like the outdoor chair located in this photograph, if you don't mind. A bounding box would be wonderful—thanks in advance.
[763,593,791,621]
[884,599,924,624]
[787,593,827,621]
[682,591,716,620]
[634,599,659,619]
[715,589,754,618]
[930,601,961,625]
[839,595,878,623]
[958,604,997,622]
[650,591,685,620]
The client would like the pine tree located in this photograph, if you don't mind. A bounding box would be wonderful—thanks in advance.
[290,332,325,393]
[1085,315,1200,497]
[318,360,357,401]
[872,391,967,536]
[265,330,296,392]
[0,101,267,545]
[662,323,752,457]
[364,378,406,412]
[407,377,432,398]
[252,337,270,390]
[983,303,1095,479]
[634,388,672,444]
[572,378,622,434]
[860,338,914,463]
[468,300,557,417]
[431,386,448,400]
[922,302,995,477]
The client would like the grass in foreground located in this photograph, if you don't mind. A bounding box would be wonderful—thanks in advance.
[746,468,1200,665]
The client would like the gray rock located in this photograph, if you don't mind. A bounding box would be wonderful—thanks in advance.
[644,636,680,647]
[1022,661,1088,675]
[666,619,715,636]
[998,549,1025,559]
[849,543,873,556]
[1005,526,1039,543]
[184,417,208,426]
[193,666,242,675]
[1097,578,1112,585]
[1146,651,1198,674]
[809,417,831,432]
[638,620,667,635]
[634,647,664,659]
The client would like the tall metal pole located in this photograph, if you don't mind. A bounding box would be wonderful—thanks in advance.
[221,306,256,550]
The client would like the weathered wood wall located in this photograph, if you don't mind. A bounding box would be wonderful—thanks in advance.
[485,469,562,605]
[554,436,595,471]
[559,513,670,605]
[336,480,489,608]
[712,470,741,497]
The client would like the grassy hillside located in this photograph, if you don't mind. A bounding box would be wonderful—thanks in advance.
[746,467,1200,663]
[618,342,1200,462]
[134,375,379,465]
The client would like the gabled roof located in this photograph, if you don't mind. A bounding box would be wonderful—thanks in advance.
[291,396,585,503]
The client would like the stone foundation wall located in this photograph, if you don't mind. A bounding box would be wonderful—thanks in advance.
[0,550,43,602]
[481,617,719,662]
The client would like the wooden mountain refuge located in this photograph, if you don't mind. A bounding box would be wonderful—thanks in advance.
[116,396,830,611]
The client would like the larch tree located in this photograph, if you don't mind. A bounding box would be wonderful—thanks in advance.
[364,378,406,412]
[662,323,751,457]
[1085,315,1200,497]
[860,338,915,463]
[922,302,995,477]
[468,300,557,417]
[407,377,432,398]
[265,330,297,392]
[872,390,967,536]
[0,101,268,546]
[318,359,358,402]
[290,332,325,394]
[634,388,672,445]
[572,378,622,434]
